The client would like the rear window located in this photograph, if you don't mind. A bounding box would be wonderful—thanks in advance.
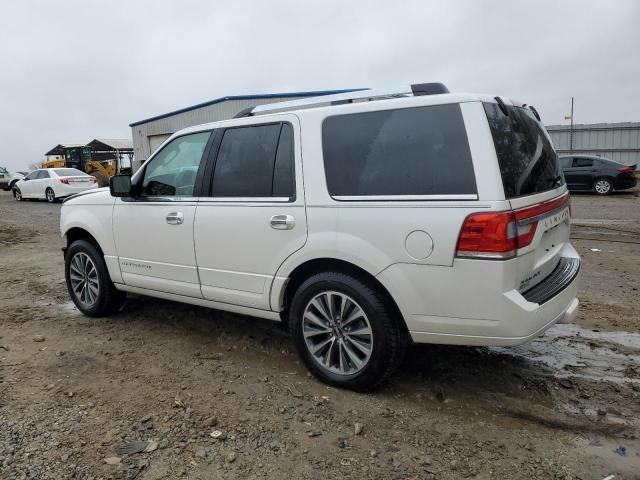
[322,104,476,197]
[484,103,564,199]
[54,168,86,177]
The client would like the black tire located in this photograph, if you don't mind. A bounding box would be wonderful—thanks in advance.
[45,187,56,203]
[65,239,125,317]
[593,178,613,195]
[289,271,408,391]
[13,187,23,201]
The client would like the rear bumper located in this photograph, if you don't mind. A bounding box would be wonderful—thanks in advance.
[614,176,637,190]
[377,243,581,347]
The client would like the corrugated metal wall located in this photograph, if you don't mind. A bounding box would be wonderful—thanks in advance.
[546,122,640,166]
[130,96,308,171]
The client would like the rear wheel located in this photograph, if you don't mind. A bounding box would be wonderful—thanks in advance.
[65,239,126,317]
[593,178,612,195]
[289,271,407,391]
[45,187,56,203]
[13,188,22,201]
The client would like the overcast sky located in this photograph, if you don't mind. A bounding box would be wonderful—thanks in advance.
[1,0,638,171]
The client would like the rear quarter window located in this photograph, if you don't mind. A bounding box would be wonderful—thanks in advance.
[484,102,564,199]
[322,104,476,198]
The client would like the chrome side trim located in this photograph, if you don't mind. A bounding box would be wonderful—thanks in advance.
[332,194,479,201]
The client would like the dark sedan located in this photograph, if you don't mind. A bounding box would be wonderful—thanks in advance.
[559,155,637,194]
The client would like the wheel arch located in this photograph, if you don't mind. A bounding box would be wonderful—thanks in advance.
[64,227,104,255]
[278,257,407,333]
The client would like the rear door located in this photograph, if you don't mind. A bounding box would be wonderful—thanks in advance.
[484,102,572,293]
[570,157,595,189]
[194,117,307,310]
[35,170,51,198]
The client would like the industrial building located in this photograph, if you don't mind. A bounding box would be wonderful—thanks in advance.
[128,90,358,171]
[546,122,640,166]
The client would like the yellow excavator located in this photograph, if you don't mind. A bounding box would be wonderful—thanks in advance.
[43,141,132,187]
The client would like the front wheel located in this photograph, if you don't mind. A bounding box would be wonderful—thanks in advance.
[593,178,612,195]
[13,188,23,201]
[65,239,125,317]
[289,272,407,391]
[46,187,56,203]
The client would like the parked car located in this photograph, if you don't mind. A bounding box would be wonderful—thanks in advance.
[559,155,637,194]
[14,168,98,202]
[60,84,580,390]
[0,167,26,191]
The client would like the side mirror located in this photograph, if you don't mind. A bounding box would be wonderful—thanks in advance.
[109,174,132,197]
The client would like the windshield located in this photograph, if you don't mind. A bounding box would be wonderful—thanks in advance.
[54,168,86,177]
[484,102,564,199]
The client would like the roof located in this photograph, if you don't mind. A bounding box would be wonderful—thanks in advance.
[87,138,133,150]
[547,122,640,130]
[129,89,363,127]
[45,144,85,156]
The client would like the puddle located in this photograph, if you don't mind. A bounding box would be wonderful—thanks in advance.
[492,324,640,384]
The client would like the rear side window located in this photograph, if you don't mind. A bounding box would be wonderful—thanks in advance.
[37,170,50,179]
[484,102,564,199]
[322,104,476,197]
[211,123,294,198]
[572,158,593,168]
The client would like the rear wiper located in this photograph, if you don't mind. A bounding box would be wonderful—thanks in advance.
[548,175,563,186]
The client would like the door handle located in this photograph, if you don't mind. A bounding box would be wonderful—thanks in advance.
[270,214,295,230]
[166,211,184,225]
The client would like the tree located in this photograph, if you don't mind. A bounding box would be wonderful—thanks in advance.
[27,160,43,170]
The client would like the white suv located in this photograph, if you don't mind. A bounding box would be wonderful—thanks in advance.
[60,84,580,390]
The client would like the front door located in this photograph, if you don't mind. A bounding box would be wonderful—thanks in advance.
[194,118,307,310]
[113,131,213,297]
[20,171,40,197]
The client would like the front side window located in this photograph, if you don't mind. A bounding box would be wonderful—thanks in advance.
[559,157,572,168]
[141,131,211,197]
[26,171,39,180]
[322,104,476,197]
[211,123,294,198]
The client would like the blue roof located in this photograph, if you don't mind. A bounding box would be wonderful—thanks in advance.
[129,89,364,127]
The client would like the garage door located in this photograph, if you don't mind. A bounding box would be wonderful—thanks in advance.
[148,134,172,155]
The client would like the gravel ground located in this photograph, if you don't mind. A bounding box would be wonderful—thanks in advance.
[1,190,639,480]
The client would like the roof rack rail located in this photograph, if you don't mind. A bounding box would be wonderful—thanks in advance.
[250,82,449,116]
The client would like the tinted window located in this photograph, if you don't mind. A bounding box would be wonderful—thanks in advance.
[54,168,86,177]
[572,158,593,168]
[25,171,38,180]
[272,124,295,198]
[37,170,50,179]
[559,157,572,168]
[211,124,286,197]
[322,105,476,197]
[142,131,211,197]
[484,103,564,198]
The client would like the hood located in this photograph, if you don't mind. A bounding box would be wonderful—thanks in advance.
[62,187,115,206]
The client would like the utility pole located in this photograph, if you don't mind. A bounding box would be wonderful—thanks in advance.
[569,97,574,155]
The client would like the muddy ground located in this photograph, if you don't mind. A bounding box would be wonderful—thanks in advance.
[1,190,639,480]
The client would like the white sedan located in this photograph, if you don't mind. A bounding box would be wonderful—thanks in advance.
[13,168,98,202]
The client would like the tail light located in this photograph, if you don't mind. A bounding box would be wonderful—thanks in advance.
[617,166,634,174]
[456,193,570,260]
[59,178,69,184]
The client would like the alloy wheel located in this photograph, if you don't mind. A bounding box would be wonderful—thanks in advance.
[69,252,100,307]
[302,291,373,375]
[46,189,55,202]
[594,180,611,194]
[15,189,22,201]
